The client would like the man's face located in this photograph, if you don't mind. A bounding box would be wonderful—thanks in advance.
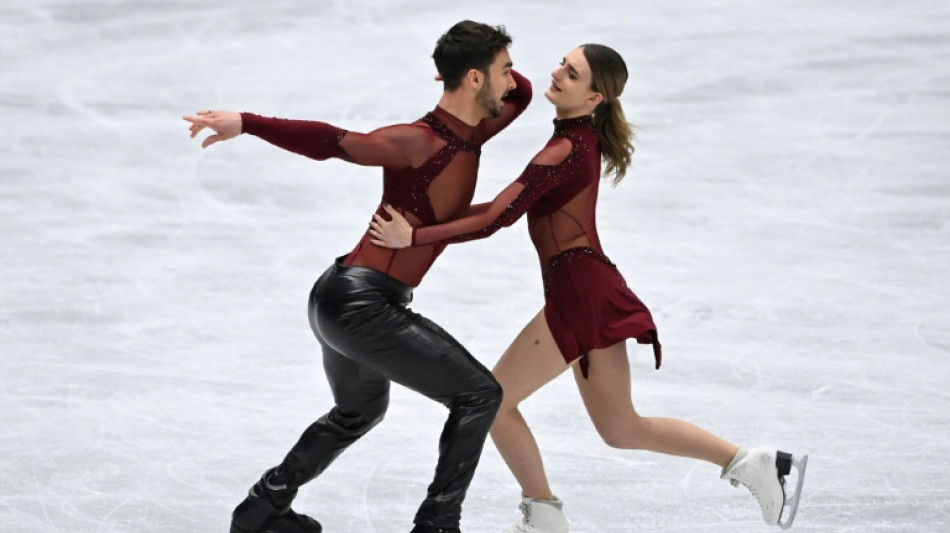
[476,49,516,119]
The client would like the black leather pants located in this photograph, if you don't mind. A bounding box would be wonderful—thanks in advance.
[261,257,502,529]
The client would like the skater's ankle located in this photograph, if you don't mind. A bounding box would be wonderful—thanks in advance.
[718,444,742,469]
[254,467,297,509]
[522,491,557,502]
[721,446,748,476]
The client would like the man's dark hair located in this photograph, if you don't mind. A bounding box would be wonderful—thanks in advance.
[433,21,512,91]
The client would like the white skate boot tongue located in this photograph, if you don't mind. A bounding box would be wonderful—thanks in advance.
[505,497,568,533]
[721,447,748,479]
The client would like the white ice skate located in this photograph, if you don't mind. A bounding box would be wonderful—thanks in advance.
[721,447,808,529]
[503,496,569,533]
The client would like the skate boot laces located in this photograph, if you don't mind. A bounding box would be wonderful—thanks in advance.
[730,474,786,508]
[502,502,534,533]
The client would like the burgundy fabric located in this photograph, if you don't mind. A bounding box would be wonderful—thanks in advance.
[541,248,660,377]
[239,70,531,287]
[411,115,661,376]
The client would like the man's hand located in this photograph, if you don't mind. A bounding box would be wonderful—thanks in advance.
[182,110,242,148]
[369,204,413,249]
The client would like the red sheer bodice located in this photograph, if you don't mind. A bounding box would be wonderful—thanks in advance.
[411,115,604,269]
[409,115,663,377]
[239,70,531,286]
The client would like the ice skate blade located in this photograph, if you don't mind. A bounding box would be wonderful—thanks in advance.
[778,454,808,529]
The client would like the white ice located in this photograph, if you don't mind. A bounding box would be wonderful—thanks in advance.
[2,1,949,532]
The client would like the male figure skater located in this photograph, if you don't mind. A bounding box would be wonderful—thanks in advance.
[183,20,532,533]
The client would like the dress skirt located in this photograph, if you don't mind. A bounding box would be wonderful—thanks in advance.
[541,247,662,378]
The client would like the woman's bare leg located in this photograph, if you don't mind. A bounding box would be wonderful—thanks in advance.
[490,309,574,500]
[575,342,738,468]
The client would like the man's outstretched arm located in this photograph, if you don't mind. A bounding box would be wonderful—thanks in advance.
[184,110,434,168]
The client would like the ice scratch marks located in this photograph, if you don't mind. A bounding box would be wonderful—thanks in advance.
[914,317,950,355]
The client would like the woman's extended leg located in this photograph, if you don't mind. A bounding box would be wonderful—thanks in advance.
[574,342,737,467]
[576,343,809,527]
[490,309,575,500]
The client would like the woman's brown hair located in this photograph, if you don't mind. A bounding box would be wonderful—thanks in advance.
[582,44,635,185]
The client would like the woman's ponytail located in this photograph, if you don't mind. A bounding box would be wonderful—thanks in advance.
[582,44,635,185]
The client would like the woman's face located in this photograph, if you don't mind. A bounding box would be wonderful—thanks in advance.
[544,46,603,117]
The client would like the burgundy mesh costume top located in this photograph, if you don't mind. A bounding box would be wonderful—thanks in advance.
[239,70,531,287]
[409,115,662,377]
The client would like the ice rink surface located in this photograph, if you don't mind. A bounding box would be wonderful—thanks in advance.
[2,1,949,531]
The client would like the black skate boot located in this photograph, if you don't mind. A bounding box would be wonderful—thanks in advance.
[409,526,461,533]
[230,469,322,533]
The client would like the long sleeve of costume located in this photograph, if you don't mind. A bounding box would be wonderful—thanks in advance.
[411,162,570,246]
[504,69,533,115]
[474,69,533,143]
[241,113,348,161]
[240,113,434,168]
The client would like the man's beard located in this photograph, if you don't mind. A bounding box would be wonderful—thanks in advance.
[477,82,504,119]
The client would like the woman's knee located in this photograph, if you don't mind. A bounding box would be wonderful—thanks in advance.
[596,415,645,450]
[600,429,634,449]
[496,390,520,416]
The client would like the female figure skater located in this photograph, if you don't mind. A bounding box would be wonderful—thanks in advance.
[369,44,807,532]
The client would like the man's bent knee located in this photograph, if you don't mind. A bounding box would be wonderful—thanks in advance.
[450,379,502,416]
[332,392,389,434]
